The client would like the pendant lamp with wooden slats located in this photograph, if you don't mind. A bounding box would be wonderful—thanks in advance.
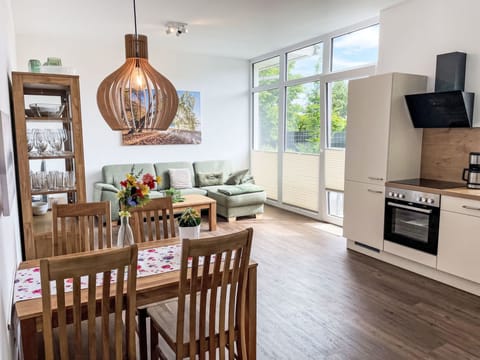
[97,0,178,132]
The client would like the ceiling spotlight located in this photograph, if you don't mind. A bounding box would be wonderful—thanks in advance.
[166,22,188,36]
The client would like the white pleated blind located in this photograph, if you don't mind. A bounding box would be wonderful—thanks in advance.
[251,151,278,200]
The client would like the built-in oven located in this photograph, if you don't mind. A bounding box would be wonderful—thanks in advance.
[384,187,440,255]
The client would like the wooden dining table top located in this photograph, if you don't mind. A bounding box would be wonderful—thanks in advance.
[15,237,258,321]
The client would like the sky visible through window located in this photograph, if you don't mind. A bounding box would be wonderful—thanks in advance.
[332,24,379,72]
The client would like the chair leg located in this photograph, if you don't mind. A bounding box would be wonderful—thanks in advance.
[137,308,148,360]
[150,320,159,359]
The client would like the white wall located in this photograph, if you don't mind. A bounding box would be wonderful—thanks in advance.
[378,0,480,122]
[15,33,250,199]
[0,0,22,359]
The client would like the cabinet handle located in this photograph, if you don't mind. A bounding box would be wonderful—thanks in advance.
[367,189,383,194]
[462,205,480,211]
[368,176,384,181]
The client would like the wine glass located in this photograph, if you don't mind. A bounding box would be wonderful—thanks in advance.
[47,129,63,155]
[26,129,37,155]
[34,129,49,155]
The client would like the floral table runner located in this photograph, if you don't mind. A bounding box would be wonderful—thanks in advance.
[14,244,182,303]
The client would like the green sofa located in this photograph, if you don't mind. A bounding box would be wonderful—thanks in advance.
[93,160,266,221]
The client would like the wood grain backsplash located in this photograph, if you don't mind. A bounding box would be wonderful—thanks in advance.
[421,128,480,182]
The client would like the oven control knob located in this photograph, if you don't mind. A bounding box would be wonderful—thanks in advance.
[427,198,434,204]
[388,191,393,197]
[417,196,423,202]
[398,194,405,199]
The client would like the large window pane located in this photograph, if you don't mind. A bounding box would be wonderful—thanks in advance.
[331,24,379,72]
[253,57,280,87]
[327,80,348,148]
[253,89,279,151]
[285,82,320,154]
[287,43,323,80]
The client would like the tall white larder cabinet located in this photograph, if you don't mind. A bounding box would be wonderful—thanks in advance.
[343,73,427,251]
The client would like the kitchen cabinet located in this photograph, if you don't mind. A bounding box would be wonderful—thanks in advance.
[437,196,480,283]
[343,181,384,250]
[12,72,86,260]
[344,73,426,250]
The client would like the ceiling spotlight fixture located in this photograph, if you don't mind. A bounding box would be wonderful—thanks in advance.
[97,0,179,132]
[166,22,188,37]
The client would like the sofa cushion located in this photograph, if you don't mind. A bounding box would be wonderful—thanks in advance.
[178,188,208,196]
[102,163,156,190]
[197,172,224,187]
[216,184,264,196]
[169,168,193,189]
[224,169,249,185]
[193,160,232,187]
[154,162,195,190]
[205,186,266,208]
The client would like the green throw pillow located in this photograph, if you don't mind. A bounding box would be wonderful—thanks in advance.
[225,169,249,185]
[197,172,224,187]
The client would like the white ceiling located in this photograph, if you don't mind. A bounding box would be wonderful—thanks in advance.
[12,0,405,59]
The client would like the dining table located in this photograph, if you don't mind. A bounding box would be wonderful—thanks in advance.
[13,238,257,360]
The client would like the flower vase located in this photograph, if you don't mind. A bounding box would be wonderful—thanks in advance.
[179,225,201,240]
[117,215,134,247]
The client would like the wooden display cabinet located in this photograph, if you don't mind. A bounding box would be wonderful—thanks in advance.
[12,72,86,259]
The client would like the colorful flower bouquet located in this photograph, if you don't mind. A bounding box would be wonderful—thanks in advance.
[117,168,161,216]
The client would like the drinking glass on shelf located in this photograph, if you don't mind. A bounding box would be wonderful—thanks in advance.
[31,171,47,191]
[46,172,57,190]
[65,171,75,189]
[55,171,65,189]
[60,129,68,153]
[34,129,49,155]
[47,129,63,155]
[26,129,37,155]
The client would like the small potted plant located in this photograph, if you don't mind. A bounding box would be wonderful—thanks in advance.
[178,207,201,240]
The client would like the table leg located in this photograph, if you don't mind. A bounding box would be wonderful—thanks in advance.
[138,307,148,360]
[246,266,257,360]
[209,202,217,231]
[20,318,38,360]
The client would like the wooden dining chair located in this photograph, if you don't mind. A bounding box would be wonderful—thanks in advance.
[129,196,176,358]
[52,201,112,256]
[147,228,253,360]
[40,244,138,359]
[129,197,176,243]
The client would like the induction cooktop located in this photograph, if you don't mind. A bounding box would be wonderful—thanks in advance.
[390,178,465,189]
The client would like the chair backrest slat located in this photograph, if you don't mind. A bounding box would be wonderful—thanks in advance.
[40,245,138,359]
[130,197,176,243]
[52,201,112,256]
[176,228,253,360]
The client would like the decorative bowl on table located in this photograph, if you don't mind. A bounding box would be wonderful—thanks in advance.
[29,103,65,118]
[32,201,48,216]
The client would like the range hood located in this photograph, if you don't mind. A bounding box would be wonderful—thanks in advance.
[405,52,475,128]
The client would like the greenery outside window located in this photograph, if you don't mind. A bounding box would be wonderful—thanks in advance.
[253,57,280,87]
[285,82,320,154]
[253,90,279,151]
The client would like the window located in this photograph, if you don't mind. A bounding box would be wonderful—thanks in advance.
[327,191,344,218]
[326,80,348,149]
[287,43,323,80]
[331,24,379,72]
[253,90,279,151]
[285,81,320,154]
[253,57,280,87]
[251,20,378,223]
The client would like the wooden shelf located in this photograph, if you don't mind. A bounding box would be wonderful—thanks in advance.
[12,72,86,260]
[28,151,74,160]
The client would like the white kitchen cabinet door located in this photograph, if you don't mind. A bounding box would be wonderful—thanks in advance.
[344,74,391,184]
[344,180,385,250]
[344,73,425,184]
[438,210,480,283]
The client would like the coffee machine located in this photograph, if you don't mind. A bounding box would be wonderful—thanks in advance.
[463,152,480,188]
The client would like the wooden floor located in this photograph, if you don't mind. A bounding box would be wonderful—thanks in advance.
[208,205,480,360]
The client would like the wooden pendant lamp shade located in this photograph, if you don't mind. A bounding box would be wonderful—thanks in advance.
[97,34,179,132]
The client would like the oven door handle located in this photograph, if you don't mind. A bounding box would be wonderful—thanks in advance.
[387,201,433,214]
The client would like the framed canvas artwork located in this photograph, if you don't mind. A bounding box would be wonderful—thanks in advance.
[122,90,201,145]
[0,111,16,216]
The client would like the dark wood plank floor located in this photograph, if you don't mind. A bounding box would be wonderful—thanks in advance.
[210,205,480,360]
